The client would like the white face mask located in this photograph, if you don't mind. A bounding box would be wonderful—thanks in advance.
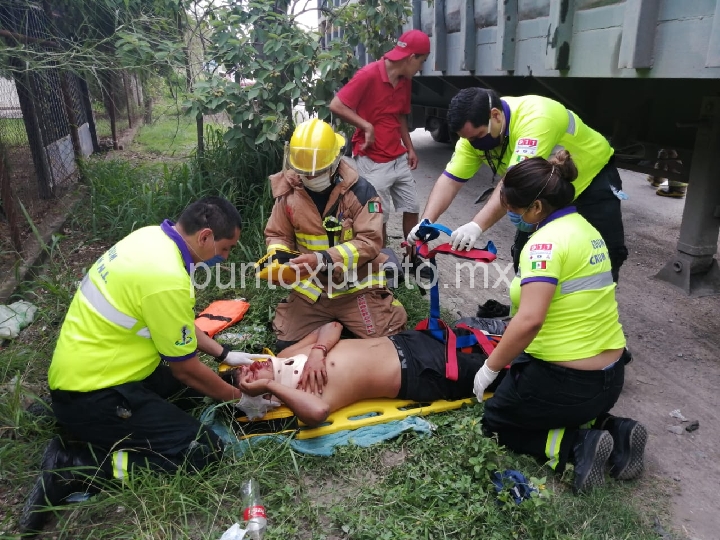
[301,171,333,192]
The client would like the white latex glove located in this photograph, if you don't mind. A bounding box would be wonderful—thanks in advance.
[235,393,281,421]
[451,221,483,251]
[407,220,430,244]
[224,351,273,367]
[473,361,500,401]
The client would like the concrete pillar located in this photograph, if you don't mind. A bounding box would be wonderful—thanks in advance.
[656,97,720,295]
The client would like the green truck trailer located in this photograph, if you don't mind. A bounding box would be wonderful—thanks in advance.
[326,0,720,294]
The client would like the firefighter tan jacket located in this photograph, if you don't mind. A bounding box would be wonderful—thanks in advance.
[264,159,388,303]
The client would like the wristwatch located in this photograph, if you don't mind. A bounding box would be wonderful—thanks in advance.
[316,251,333,270]
[215,343,233,362]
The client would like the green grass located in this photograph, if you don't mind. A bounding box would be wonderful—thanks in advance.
[94,116,112,139]
[131,95,229,159]
[0,117,29,147]
[133,113,199,158]
[0,124,670,539]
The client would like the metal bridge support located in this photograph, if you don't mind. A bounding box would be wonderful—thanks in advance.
[656,97,720,296]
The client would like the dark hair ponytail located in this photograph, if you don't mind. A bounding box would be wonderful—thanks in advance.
[549,149,578,185]
[500,151,577,210]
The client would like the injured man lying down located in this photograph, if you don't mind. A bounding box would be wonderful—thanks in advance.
[221,319,507,427]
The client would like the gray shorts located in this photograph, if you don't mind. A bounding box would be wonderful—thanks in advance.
[355,154,420,223]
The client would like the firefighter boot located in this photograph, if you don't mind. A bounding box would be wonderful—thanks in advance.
[656,183,687,198]
[646,175,664,188]
[571,429,614,494]
[19,436,104,535]
[599,416,648,481]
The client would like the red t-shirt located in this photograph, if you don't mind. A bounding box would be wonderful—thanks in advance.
[336,60,411,163]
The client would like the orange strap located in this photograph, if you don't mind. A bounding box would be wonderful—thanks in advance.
[195,299,250,338]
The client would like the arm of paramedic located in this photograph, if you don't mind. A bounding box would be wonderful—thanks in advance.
[239,375,331,426]
[169,357,240,402]
[421,140,483,222]
[470,182,507,233]
[324,197,383,268]
[298,322,343,394]
[399,115,418,170]
[194,324,224,357]
[264,198,296,252]
[330,95,374,150]
[484,282,555,371]
[141,288,233,402]
[422,174,467,223]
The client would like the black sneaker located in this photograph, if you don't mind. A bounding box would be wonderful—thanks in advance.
[20,436,74,534]
[604,417,648,480]
[20,436,101,535]
[476,299,510,318]
[571,429,614,494]
[408,254,435,282]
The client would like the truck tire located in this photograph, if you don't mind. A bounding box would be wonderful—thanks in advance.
[428,118,451,144]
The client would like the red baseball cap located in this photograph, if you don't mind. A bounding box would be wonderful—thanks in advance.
[384,30,431,61]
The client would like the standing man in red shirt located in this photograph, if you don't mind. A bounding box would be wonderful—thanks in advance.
[330,30,430,266]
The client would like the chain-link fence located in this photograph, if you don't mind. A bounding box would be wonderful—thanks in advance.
[0,2,79,267]
[0,1,145,268]
[89,71,144,149]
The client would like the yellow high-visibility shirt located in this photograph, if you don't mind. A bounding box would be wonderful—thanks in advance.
[444,95,613,198]
[509,209,625,361]
[49,221,198,391]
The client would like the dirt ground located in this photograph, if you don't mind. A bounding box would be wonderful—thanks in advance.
[384,131,720,540]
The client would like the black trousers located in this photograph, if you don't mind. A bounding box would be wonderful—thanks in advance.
[512,159,628,282]
[51,364,223,476]
[481,353,624,473]
[389,330,488,402]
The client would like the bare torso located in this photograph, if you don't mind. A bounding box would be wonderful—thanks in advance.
[292,337,402,413]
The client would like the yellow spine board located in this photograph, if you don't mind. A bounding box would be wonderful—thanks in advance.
[233,396,489,440]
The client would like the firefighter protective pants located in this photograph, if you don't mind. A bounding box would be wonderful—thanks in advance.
[273,288,407,351]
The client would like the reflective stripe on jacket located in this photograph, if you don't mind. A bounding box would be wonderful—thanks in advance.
[264,159,387,303]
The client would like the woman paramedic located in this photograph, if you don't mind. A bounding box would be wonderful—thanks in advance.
[473,151,647,494]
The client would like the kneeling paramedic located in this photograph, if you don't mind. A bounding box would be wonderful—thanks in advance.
[472,154,647,494]
[265,119,407,389]
[21,197,279,535]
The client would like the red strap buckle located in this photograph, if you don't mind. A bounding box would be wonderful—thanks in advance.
[415,318,459,381]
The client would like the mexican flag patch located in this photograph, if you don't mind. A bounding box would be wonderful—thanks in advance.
[531,261,547,270]
[368,201,383,213]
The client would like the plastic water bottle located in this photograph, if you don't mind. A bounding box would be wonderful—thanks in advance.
[240,479,267,540]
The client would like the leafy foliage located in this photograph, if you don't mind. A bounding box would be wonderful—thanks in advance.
[1,0,412,153]
[0,0,183,72]
[187,0,412,151]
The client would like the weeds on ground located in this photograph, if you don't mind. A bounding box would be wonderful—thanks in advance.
[0,126,665,539]
[133,95,231,159]
[6,408,662,539]
[76,127,280,245]
[0,118,29,147]
[133,113,198,158]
